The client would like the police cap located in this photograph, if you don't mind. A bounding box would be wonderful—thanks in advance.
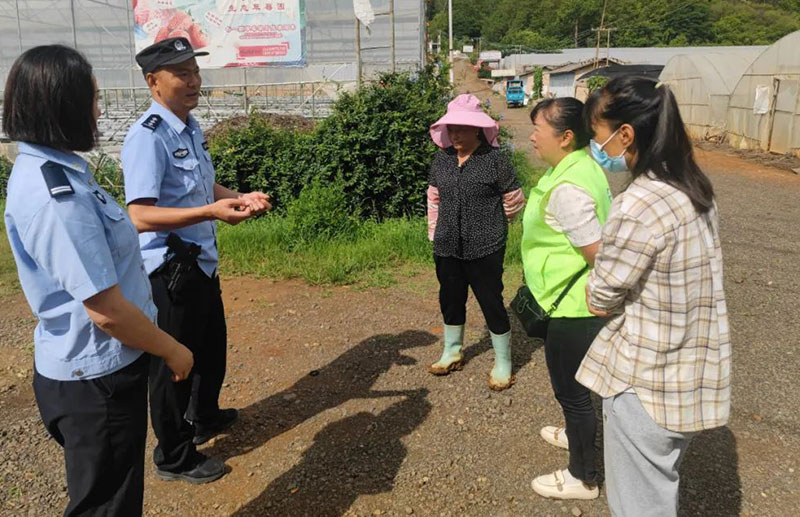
[135,37,209,75]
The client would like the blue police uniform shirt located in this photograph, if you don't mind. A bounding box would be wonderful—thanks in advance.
[121,101,218,277]
[4,143,157,381]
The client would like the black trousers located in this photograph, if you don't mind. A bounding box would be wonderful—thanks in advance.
[33,354,149,517]
[149,265,228,471]
[544,316,606,484]
[434,248,511,335]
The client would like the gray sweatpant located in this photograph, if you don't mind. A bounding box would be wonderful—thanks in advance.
[603,392,697,517]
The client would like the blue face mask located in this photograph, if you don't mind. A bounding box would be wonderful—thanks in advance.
[589,129,628,173]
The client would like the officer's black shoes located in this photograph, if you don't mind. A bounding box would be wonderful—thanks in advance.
[192,408,239,445]
[156,454,226,484]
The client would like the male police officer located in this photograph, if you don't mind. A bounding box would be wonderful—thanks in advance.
[122,37,271,483]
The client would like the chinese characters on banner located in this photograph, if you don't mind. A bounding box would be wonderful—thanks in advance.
[133,0,305,67]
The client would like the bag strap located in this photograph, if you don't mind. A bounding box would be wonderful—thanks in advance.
[547,265,589,316]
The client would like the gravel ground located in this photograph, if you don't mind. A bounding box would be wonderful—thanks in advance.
[1,62,799,516]
[2,148,799,516]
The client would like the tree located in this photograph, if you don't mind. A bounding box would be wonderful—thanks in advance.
[425,0,800,49]
[554,0,603,47]
[659,1,713,45]
[501,29,562,51]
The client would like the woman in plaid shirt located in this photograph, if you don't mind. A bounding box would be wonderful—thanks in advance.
[578,77,731,516]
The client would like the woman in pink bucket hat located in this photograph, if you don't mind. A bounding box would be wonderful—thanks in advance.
[426,94,526,390]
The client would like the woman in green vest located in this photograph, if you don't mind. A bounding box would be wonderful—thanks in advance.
[522,98,612,500]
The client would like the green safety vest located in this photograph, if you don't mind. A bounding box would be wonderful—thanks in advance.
[521,149,612,318]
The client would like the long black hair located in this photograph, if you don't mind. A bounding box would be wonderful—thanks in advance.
[585,76,715,213]
[530,97,590,149]
[3,45,97,152]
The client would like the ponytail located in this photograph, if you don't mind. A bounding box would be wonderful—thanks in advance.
[586,77,715,213]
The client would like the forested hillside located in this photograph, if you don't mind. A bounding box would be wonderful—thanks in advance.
[427,0,800,50]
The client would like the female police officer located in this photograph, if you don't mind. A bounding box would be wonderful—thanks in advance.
[3,45,193,516]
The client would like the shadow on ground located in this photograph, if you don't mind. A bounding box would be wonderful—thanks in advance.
[679,426,742,516]
[204,330,438,463]
[233,388,431,516]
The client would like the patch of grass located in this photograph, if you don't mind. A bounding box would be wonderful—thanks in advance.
[218,210,530,286]
[217,152,544,287]
[512,150,546,194]
[0,201,21,296]
[218,215,432,286]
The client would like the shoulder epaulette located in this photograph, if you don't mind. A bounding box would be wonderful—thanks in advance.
[141,114,162,131]
[40,161,74,198]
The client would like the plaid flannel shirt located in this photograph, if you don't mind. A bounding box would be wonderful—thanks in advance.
[576,174,731,432]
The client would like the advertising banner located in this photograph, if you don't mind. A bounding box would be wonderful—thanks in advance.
[133,0,306,67]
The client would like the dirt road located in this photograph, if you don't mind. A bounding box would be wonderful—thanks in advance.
[1,60,799,517]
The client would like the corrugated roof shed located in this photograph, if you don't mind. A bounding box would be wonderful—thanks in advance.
[501,46,768,72]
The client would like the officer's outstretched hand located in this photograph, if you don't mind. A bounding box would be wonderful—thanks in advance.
[165,341,194,382]
[211,198,252,225]
[239,191,272,215]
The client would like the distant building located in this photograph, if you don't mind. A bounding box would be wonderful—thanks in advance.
[575,64,665,101]
[544,58,626,98]
[501,46,768,72]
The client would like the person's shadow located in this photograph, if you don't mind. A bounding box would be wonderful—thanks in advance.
[679,426,742,516]
[232,388,432,516]
[203,330,437,461]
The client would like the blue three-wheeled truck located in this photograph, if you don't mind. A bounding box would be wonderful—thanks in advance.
[505,79,525,108]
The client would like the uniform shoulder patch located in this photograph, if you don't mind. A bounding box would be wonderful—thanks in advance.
[141,114,162,131]
[40,161,74,198]
[172,148,189,159]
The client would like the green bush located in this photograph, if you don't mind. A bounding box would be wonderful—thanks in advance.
[511,150,545,194]
[0,155,12,199]
[87,152,125,203]
[285,179,360,247]
[533,66,543,100]
[477,63,492,80]
[311,67,451,220]
[587,76,609,93]
[210,117,316,209]
[210,66,452,221]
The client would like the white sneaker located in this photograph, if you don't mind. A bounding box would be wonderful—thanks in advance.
[531,469,599,500]
[540,425,569,450]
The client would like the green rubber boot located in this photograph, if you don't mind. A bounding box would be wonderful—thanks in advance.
[428,324,465,375]
[488,330,515,390]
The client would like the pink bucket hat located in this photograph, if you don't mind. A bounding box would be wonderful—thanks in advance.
[430,94,500,149]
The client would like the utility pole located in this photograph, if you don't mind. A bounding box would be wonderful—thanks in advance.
[605,27,616,66]
[14,0,22,52]
[593,0,609,69]
[448,0,454,84]
[70,0,78,49]
[574,20,579,47]
[390,0,395,73]
[355,18,362,88]
[592,27,616,68]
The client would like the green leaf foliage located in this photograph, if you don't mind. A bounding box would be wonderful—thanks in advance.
[285,178,361,248]
[427,0,800,49]
[587,76,609,92]
[0,155,11,199]
[210,66,453,221]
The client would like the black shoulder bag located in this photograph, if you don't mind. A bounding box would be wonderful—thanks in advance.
[510,265,589,339]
